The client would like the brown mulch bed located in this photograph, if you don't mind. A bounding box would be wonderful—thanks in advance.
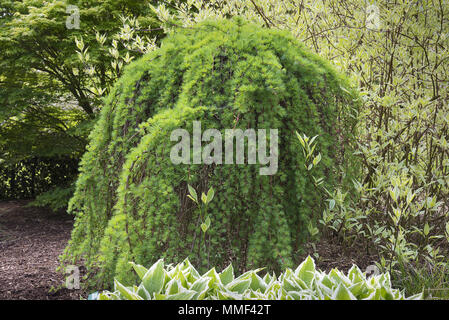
[300,238,379,275]
[0,200,378,300]
[0,200,86,300]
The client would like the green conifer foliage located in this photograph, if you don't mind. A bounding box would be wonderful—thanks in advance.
[62,18,360,287]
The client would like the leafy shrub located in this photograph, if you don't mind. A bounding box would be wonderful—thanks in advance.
[28,184,75,212]
[0,156,78,200]
[393,262,449,300]
[90,256,422,300]
[63,18,360,287]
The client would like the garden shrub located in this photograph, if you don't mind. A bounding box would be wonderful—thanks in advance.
[90,257,422,300]
[0,156,78,200]
[62,18,360,287]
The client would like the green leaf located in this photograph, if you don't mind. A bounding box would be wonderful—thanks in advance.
[380,287,394,300]
[313,153,321,166]
[206,187,214,204]
[98,292,120,300]
[187,195,197,203]
[309,135,319,146]
[296,131,305,148]
[129,262,148,280]
[100,257,420,300]
[203,268,221,288]
[348,281,365,298]
[201,192,208,204]
[154,293,167,300]
[187,185,197,202]
[389,187,399,203]
[114,279,143,300]
[329,199,336,210]
[287,291,305,299]
[227,278,251,294]
[347,265,364,283]
[294,256,315,287]
[137,284,151,299]
[189,277,210,293]
[166,290,197,300]
[142,259,165,296]
[166,279,180,295]
[332,283,356,300]
[174,270,188,288]
[219,264,234,286]
[216,289,242,300]
[282,275,299,291]
[249,272,267,292]
[319,275,335,289]
[186,264,201,280]
[423,223,430,236]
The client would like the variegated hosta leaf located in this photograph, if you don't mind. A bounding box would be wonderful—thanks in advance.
[92,256,422,300]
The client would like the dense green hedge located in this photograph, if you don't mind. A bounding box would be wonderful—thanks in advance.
[62,18,360,287]
[0,156,78,200]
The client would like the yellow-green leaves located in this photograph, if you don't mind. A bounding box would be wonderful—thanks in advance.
[423,223,430,237]
[201,217,211,233]
[205,188,215,205]
[188,185,214,234]
[296,132,322,171]
[187,184,198,204]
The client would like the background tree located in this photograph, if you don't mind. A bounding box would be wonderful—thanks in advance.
[0,0,166,201]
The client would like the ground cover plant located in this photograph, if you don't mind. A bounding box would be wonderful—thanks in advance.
[90,256,422,300]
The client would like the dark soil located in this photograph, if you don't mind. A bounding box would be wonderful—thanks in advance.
[300,238,379,275]
[0,200,377,300]
[0,200,86,300]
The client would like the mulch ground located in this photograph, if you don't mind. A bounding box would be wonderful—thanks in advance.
[0,200,86,300]
[300,239,379,275]
[0,200,377,300]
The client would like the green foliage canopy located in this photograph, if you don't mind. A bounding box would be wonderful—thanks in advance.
[0,0,165,200]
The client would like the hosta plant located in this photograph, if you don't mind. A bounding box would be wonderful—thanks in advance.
[90,256,422,300]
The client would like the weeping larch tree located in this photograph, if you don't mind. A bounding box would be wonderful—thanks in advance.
[62,18,360,288]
